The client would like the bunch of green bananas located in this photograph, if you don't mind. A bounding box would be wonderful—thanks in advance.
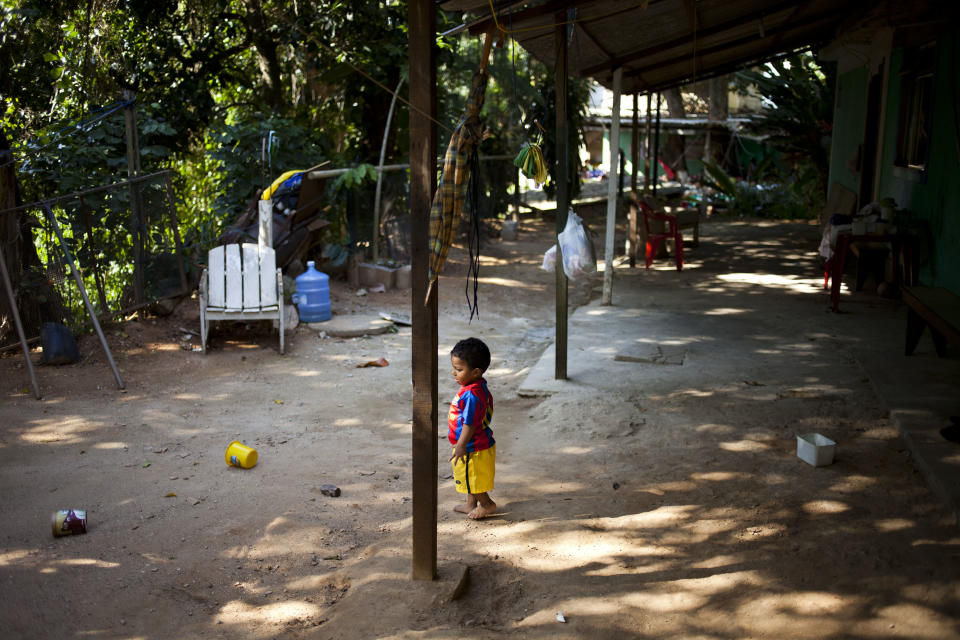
[513,140,548,186]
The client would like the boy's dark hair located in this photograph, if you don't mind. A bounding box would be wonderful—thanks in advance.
[451,337,491,373]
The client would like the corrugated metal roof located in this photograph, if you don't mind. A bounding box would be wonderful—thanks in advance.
[440,0,874,93]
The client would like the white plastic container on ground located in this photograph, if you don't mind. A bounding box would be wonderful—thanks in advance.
[797,433,836,466]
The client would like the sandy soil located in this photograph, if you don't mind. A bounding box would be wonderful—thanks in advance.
[1,210,959,639]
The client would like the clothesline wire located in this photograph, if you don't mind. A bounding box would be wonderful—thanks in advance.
[0,99,134,170]
[289,22,456,136]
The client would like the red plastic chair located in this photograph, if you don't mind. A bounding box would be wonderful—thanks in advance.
[638,200,683,270]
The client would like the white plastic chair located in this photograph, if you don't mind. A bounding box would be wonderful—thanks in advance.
[199,243,283,354]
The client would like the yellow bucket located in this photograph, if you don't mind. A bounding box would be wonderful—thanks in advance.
[225,441,258,468]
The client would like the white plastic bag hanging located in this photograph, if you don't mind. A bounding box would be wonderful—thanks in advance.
[541,245,557,272]
[557,209,596,279]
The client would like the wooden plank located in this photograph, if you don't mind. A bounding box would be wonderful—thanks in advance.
[241,243,260,310]
[224,244,243,310]
[903,286,960,351]
[259,247,279,308]
[409,0,438,582]
[208,246,226,308]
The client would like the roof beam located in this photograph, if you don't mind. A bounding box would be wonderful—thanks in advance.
[619,13,837,91]
[580,0,809,76]
[468,0,662,38]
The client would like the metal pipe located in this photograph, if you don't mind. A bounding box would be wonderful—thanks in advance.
[602,66,622,307]
[374,77,405,265]
[42,203,125,390]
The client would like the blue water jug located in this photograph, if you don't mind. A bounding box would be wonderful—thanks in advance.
[291,261,331,322]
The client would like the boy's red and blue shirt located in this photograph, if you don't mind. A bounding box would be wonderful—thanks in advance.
[447,379,495,452]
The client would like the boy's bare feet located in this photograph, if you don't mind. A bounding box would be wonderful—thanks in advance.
[453,502,474,514]
[468,501,496,520]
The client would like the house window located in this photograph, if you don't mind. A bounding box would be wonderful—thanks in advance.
[894,44,935,172]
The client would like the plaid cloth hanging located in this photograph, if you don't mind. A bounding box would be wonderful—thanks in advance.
[425,69,489,304]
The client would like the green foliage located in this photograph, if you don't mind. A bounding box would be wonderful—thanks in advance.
[734,53,835,193]
[704,156,823,220]
[703,160,738,198]
[3,0,595,310]
[333,164,378,191]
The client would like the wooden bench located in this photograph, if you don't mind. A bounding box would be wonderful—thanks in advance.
[903,286,960,357]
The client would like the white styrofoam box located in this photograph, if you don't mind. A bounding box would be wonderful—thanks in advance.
[796,433,836,467]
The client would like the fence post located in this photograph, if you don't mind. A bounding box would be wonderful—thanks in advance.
[78,196,109,314]
[123,90,144,304]
[162,172,189,292]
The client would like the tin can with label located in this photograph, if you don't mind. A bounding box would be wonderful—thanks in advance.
[52,509,87,537]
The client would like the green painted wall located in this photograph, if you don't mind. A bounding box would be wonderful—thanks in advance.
[602,129,636,176]
[877,33,960,292]
[828,67,868,199]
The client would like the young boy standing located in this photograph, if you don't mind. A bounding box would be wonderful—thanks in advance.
[448,337,496,520]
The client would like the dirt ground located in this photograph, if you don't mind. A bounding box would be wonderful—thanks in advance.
[2,208,959,639]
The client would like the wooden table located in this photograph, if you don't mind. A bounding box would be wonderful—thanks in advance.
[827,232,911,312]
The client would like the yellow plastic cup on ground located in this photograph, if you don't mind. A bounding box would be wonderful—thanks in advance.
[225,441,258,468]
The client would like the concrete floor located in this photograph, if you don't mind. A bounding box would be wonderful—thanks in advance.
[520,216,960,525]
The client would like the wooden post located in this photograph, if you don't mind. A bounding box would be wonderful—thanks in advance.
[513,165,520,222]
[653,92,661,196]
[628,92,639,266]
[631,92,639,194]
[644,93,653,195]
[409,0,438,581]
[554,14,569,381]
[122,90,144,304]
[602,66,622,307]
[78,196,109,314]
[162,172,189,293]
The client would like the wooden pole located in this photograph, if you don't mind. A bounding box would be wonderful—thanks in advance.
[653,92,662,196]
[78,196,109,315]
[628,92,639,266]
[644,93,653,195]
[602,66,622,306]
[631,92,639,195]
[0,243,41,399]
[554,14,569,381]
[409,0,438,581]
[162,173,189,293]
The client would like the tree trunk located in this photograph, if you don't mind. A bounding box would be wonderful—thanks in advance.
[0,129,64,346]
[1,129,22,344]
[705,75,729,167]
[662,87,687,177]
[242,0,285,109]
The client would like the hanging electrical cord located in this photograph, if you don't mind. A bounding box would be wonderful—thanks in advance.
[465,145,482,322]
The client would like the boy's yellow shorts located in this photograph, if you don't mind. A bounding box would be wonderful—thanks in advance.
[451,445,495,495]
